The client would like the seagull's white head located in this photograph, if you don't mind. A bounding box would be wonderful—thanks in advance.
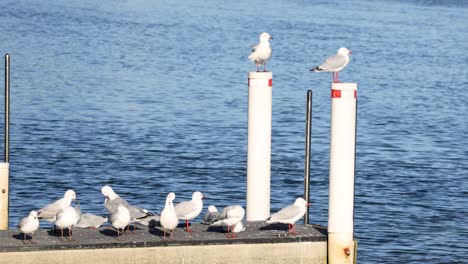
[166,192,176,204]
[29,210,38,219]
[294,197,310,208]
[192,191,206,200]
[207,205,218,213]
[101,185,118,200]
[259,32,273,42]
[64,189,77,201]
[338,47,352,55]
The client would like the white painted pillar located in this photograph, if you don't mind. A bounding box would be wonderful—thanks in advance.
[328,82,357,263]
[246,71,272,221]
[0,162,9,230]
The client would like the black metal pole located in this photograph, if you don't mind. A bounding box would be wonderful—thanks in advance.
[4,54,9,163]
[304,90,312,224]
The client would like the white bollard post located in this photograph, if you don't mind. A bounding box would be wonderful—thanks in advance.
[328,82,357,263]
[246,71,272,221]
[0,162,9,230]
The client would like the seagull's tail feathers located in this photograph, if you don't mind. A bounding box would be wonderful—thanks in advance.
[311,67,323,72]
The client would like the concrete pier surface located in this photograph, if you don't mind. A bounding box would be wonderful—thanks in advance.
[0,222,327,264]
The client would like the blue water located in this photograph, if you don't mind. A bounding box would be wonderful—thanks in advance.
[0,0,467,262]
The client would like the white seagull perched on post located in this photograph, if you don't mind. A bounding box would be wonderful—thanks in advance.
[175,191,205,233]
[210,205,245,238]
[18,210,40,244]
[266,197,310,236]
[248,32,273,72]
[160,192,179,240]
[37,189,77,222]
[311,47,352,83]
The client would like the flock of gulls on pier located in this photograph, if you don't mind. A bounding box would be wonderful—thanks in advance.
[17,32,351,243]
[18,186,309,243]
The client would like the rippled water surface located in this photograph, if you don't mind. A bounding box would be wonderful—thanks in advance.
[0,0,467,262]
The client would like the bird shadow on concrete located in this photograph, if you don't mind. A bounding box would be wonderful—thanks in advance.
[148,226,165,237]
[99,228,119,237]
[205,226,226,234]
[259,223,288,232]
[12,233,26,241]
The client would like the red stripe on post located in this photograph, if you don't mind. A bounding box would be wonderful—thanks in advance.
[268,79,272,87]
[331,89,341,98]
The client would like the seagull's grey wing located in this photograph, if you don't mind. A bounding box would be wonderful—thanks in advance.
[175,201,197,218]
[105,197,128,214]
[202,211,219,224]
[127,204,150,219]
[269,204,301,222]
[76,213,108,228]
[37,201,63,220]
[136,215,160,227]
[319,54,346,71]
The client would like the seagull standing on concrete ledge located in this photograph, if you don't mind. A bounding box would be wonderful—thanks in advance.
[311,47,352,83]
[248,32,273,72]
[266,197,310,236]
[37,189,77,222]
[18,210,40,244]
[210,205,245,238]
[101,185,155,230]
[160,192,178,240]
[175,191,205,233]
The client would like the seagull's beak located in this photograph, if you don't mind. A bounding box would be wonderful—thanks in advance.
[202,195,207,199]
[348,51,352,54]
[269,36,273,40]
[307,203,312,207]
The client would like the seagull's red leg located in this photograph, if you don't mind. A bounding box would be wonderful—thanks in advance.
[230,225,237,238]
[185,220,193,233]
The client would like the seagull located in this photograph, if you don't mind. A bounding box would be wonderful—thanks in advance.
[248,32,273,72]
[160,192,178,240]
[210,205,245,238]
[18,210,40,244]
[174,191,205,233]
[54,204,81,241]
[75,213,108,229]
[201,205,219,225]
[101,185,155,230]
[109,204,131,239]
[311,47,352,83]
[37,189,77,222]
[266,197,310,236]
